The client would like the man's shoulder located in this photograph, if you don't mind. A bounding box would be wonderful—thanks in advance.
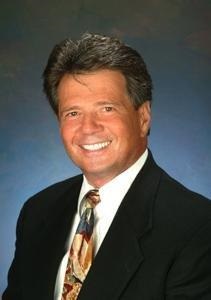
[154,167,211,233]
[144,150,210,206]
[23,174,83,212]
[159,168,210,206]
[143,152,211,227]
[34,174,83,196]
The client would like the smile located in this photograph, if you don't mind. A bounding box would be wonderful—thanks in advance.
[81,141,111,151]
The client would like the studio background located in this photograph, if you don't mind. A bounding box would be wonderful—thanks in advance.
[1,0,211,294]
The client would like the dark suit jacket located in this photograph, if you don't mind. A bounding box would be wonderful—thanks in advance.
[3,152,211,299]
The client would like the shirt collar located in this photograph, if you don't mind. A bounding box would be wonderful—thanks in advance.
[77,149,148,215]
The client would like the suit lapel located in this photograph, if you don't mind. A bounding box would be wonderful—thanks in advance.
[46,176,83,298]
[78,152,162,300]
[26,175,83,299]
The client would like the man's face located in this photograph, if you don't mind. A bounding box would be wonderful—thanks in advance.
[58,69,151,187]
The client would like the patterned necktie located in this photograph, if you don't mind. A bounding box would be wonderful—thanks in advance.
[62,189,100,300]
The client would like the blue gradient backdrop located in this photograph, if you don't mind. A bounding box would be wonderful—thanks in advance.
[1,0,211,294]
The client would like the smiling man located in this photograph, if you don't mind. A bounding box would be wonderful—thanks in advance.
[3,33,211,300]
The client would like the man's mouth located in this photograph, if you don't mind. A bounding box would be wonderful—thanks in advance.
[81,141,111,151]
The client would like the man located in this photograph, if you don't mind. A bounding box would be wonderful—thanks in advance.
[3,33,211,299]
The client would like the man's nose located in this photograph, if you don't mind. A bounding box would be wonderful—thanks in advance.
[80,113,103,134]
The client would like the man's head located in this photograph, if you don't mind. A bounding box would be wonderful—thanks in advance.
[43,33,152,187]
[43,33,152,115]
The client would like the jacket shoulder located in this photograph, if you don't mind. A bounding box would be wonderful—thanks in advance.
[154,168,211,239]
[159,169,210,207]
[22,174,83,214]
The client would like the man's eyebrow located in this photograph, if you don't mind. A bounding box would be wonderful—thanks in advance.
[95,100,121,106]
[60,105,81,113]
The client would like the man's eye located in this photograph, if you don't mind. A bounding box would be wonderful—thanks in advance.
[70,111,78,116]
[104,106,113,112]
[66,111,78,117]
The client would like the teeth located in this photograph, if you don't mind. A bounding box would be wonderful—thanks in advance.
[82,141,111,151]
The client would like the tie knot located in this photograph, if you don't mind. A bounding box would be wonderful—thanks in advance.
[86,189,100,208]
[80,189,100,216]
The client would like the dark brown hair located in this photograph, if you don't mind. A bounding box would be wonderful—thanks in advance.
[43,33,153,115]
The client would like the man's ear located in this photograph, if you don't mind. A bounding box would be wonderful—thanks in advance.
[138,101,151,137]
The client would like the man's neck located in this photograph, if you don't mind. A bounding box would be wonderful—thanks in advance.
[84,148,148,188]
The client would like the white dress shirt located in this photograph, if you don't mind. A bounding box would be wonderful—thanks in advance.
[54,149,148,300]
